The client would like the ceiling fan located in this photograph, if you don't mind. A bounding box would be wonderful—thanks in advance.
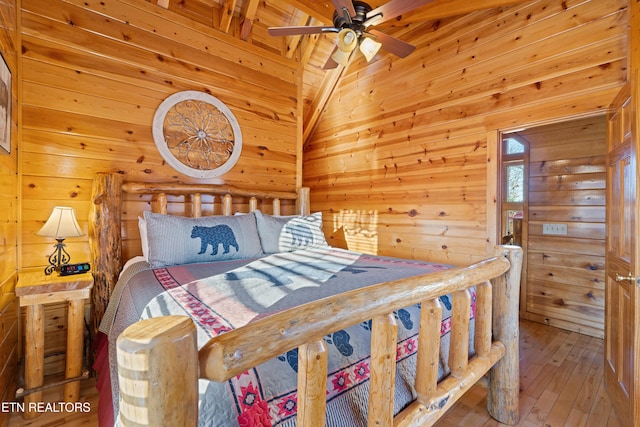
[268,0,435,69]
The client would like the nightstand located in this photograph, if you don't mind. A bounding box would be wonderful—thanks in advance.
[16,269,93,419]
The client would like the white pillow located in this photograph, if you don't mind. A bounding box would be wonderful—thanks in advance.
[138,216,149,261]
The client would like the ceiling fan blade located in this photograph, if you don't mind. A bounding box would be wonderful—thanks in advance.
[268,26,335,36]
[330,0,356,18]
[366,0,436,27]
[323,55,339,70]
[323,46,340,69]
[368,29,415,58]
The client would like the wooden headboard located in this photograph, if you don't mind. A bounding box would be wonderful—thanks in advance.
[88,172,309,340]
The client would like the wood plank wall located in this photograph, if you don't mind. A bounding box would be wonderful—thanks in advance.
[20,0,299,266]
[18,0,299,377]
[520,116,606,338]
[0,0,19,423]
[304,0,627,267]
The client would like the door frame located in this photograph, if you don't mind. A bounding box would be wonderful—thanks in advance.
[489,113,609,318]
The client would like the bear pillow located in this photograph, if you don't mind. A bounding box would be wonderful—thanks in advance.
[254,210,330,254]
[143,211,264,268]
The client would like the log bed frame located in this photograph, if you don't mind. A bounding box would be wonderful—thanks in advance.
[89,172,523,427]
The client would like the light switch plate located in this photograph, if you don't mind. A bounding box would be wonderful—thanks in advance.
[542,223,568,235]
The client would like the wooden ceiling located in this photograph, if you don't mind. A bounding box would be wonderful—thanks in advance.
[148,0,526,139]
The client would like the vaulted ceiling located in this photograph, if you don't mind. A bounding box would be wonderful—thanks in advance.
[149,0,526,140]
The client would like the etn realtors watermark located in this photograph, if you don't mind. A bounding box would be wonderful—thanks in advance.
[1,401,91,413]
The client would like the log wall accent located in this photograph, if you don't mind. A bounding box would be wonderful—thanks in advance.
[304,0,627,267]
[89,173,123,340]
[0,0,19,422]
[520,116,607,337]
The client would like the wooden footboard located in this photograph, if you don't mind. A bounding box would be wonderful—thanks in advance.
[116,245,523,427]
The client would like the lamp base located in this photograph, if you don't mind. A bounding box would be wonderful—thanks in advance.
[44,238,71,276]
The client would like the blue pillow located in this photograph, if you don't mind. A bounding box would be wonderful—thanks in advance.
[143,211,264,267]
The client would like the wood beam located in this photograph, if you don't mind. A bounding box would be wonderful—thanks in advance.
[157,0,169,9]
[300,22,322,64]
[220,0,236,33]
[286,34,303,59]
[239,0,259,41]
[303,65,346,144]
[281,11,311,58]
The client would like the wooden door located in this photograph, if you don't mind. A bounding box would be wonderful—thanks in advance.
[605,81,639,426]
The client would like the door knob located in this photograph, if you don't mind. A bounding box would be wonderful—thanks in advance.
[615,272,639,283]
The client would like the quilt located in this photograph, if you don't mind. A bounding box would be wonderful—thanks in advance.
[101,247,476,426]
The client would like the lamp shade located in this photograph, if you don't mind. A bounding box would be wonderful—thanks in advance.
[360,37,382,62]
[37,207,84,239]
[331,28,358,67]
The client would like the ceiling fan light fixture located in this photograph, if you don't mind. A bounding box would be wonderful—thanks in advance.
[268,0,422,70]
[360,37,382,62]
[331,28,358,66]
[331,49,351,67]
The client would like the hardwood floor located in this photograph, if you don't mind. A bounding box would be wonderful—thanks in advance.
[434,319,621,427]
[7,319,620,426]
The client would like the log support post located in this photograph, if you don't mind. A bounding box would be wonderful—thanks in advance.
[117,316,198,427]
[297,187,310,215]
[23,304,44,419]
[89,172,123,342]
[156,193,168,214]
[273,198,281,215]
[368,313,398,426]
[297,340,328,426]
[488,245,523,425]
[249,196,258,212]
[449,289,471,378]
[64,298,85,402]
[193,193,202,218]
[415,298,442,401]
[474,281,492,358]
[223,194,232,215]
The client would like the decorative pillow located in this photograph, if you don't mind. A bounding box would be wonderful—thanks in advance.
[138,216,149,261]
[254,210,329,253]
[143,211,264,267]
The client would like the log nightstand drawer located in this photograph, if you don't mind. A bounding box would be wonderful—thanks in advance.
[16,269,93,419]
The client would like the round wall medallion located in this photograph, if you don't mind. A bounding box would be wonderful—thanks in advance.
[152,91,242,178]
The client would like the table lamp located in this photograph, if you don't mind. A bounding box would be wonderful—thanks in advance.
[37,206,84,275]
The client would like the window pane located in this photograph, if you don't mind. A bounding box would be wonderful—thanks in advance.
[505,137,525,154]
[506,164,524,202]
[503,210,523,245]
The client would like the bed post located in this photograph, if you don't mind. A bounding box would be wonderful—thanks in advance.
[117,315,198,426]
[487,245,523,424]
[297,187,310,215]
[89,172,123,342]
